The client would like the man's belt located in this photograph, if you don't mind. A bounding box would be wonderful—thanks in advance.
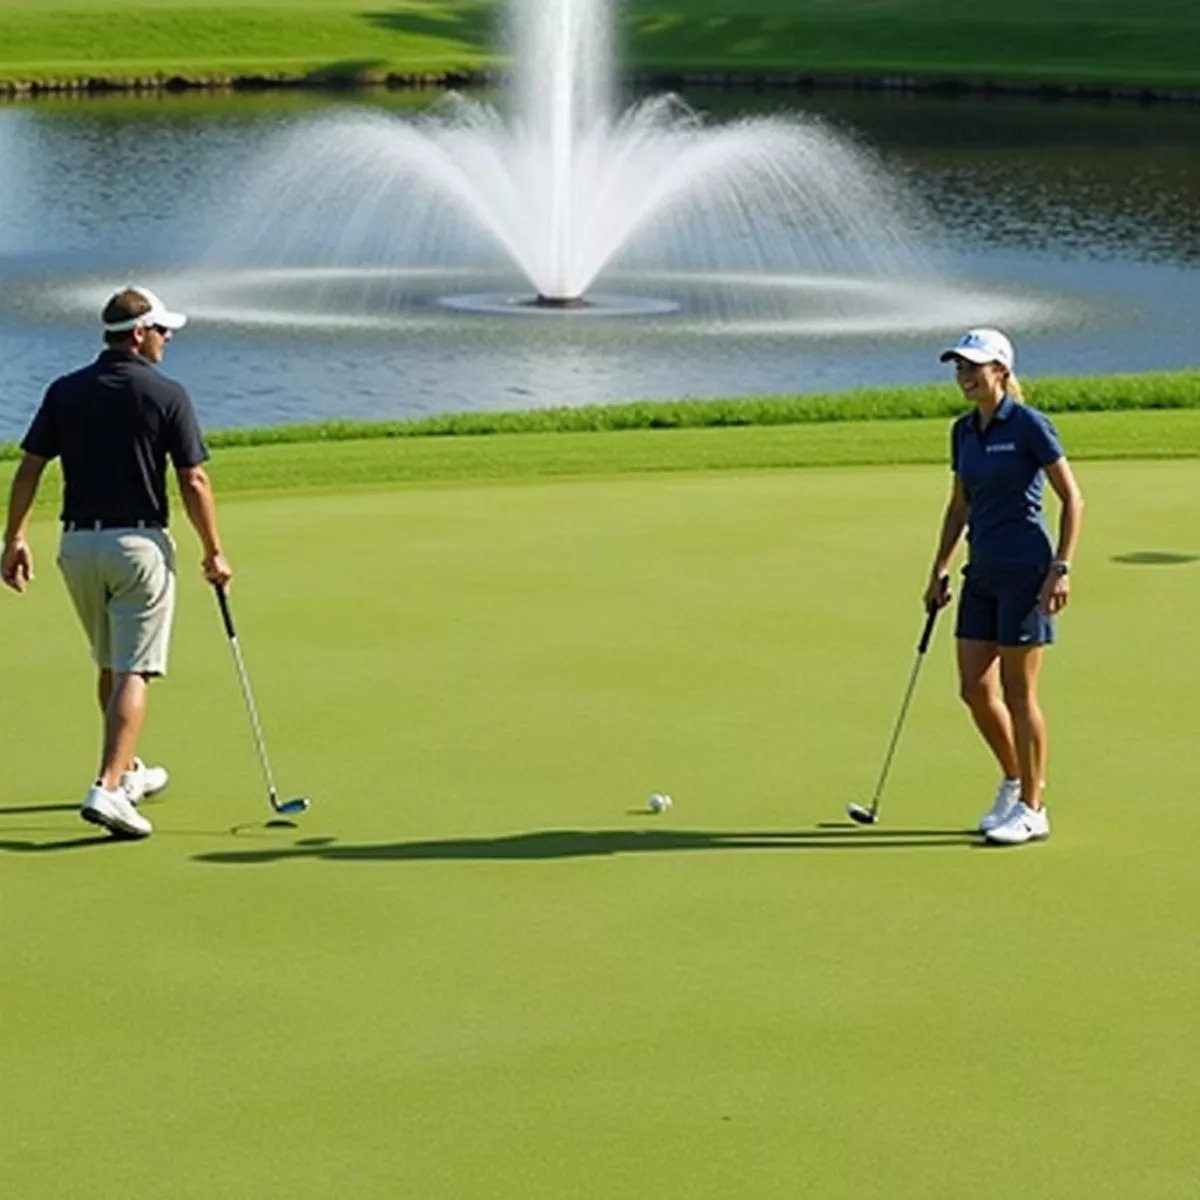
[62,518,164,532]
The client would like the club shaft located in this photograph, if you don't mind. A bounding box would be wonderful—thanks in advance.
[859,582,948,820]
[868,651,926,810]
[216,588,281,806]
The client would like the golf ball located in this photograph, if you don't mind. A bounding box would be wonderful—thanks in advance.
[648,793,673,814]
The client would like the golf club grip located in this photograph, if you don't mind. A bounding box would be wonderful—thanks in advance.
[917,574,951,654]
[213,583,237,639]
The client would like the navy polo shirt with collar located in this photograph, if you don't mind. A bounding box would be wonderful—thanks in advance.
[951,395,1064,568]
[21,348,209,528]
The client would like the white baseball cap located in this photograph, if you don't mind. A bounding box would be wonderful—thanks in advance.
[939,328,1014,370]
[102,286,188,334]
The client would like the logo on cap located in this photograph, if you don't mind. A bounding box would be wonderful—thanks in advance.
[939,327,1014,370]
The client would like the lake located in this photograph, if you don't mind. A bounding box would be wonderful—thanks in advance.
[0,88,1197,438]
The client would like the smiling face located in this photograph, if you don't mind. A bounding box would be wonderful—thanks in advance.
[952,356,1008,406]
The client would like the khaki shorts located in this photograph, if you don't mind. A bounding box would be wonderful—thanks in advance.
[57,528,177,675]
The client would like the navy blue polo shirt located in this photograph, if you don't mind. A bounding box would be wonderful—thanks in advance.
[951,396,1063,567]
[21,349,209,527]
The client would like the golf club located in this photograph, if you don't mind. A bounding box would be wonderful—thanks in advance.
[213,584,310,817]
[846,575,949,826]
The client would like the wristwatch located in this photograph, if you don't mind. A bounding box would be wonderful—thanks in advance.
[1049,560,1070,577]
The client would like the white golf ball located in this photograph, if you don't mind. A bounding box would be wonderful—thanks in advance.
[648,793,673,814]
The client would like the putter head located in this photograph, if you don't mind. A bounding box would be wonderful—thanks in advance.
[846,803,879,826]
[276,797,310,816]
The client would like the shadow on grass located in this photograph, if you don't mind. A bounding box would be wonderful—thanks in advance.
[0,835,129,853]
[0,802,114,851]
[195,825,980,865]
[363,6,495,53]
[0,800,181,853]
[301,58,390,84]
[0,803,79,816]
[1112,550,1198,565]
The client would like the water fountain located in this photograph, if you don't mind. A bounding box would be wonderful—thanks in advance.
[195,0,983,329]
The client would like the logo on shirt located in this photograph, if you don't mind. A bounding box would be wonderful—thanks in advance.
[986,442,1017,453]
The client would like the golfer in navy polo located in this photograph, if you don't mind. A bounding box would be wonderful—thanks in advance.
[924,329,1084,845]
[2,287,234,839]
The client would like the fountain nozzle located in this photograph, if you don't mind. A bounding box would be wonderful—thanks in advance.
[534,295,590,309]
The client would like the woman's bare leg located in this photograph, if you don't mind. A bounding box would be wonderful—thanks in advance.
[999,646,1047,810]
[957,639,1020,778]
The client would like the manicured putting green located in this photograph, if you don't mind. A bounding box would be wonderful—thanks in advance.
[2,460,1197,1197]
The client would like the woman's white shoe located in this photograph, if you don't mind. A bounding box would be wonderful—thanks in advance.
[978,779,1021,833]
[984,801,1050,845]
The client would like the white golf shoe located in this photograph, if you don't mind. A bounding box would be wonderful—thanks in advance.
[984,801,1049,846]
[81,784,153,838]
[121,757,169,805]
[978,778,1022,833]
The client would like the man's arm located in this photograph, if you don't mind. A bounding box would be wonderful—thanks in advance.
[2,453,49,592]
[176,465,233,587]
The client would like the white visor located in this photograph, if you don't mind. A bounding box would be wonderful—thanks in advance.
[102,286,188,333]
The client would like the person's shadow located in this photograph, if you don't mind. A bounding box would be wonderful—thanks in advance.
[0,804,980,858]
[194,824,979,866]
[0,801,151,852]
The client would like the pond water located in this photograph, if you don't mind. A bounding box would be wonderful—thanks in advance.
[0,88,1197,438]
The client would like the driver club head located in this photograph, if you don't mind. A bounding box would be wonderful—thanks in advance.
[846,803,879,826]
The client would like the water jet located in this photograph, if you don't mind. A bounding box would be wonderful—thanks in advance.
[209,0,947,329]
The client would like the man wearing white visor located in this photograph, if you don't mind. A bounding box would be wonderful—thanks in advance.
[2,286,233,839]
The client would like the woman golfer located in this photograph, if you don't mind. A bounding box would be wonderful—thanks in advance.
[924,329,1084,845]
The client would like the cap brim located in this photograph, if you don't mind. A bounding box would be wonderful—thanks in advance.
[156,310,188,330]
[940,347,995,364]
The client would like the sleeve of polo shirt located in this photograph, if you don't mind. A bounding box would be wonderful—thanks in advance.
[949,418,962,474]
[20,385,62,460]
[1026,410,1064,467]
[165,385,211,469]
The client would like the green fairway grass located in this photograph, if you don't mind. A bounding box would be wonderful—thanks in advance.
[1,0,1199,88]
[2,446,1198,1196]
[5,406,1200,509]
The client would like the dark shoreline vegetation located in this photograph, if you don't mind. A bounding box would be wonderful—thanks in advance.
[2,1,1200,102]
[4,70,1199,108]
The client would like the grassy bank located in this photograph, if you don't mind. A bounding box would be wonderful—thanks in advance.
[4,409,1200,511]
[1,1,1199,91]
[198,369,1200,449]
[2,374,1198,504]
[3,369,1197,464]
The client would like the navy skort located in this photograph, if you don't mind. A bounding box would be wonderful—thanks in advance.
[955,562,1055,647]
